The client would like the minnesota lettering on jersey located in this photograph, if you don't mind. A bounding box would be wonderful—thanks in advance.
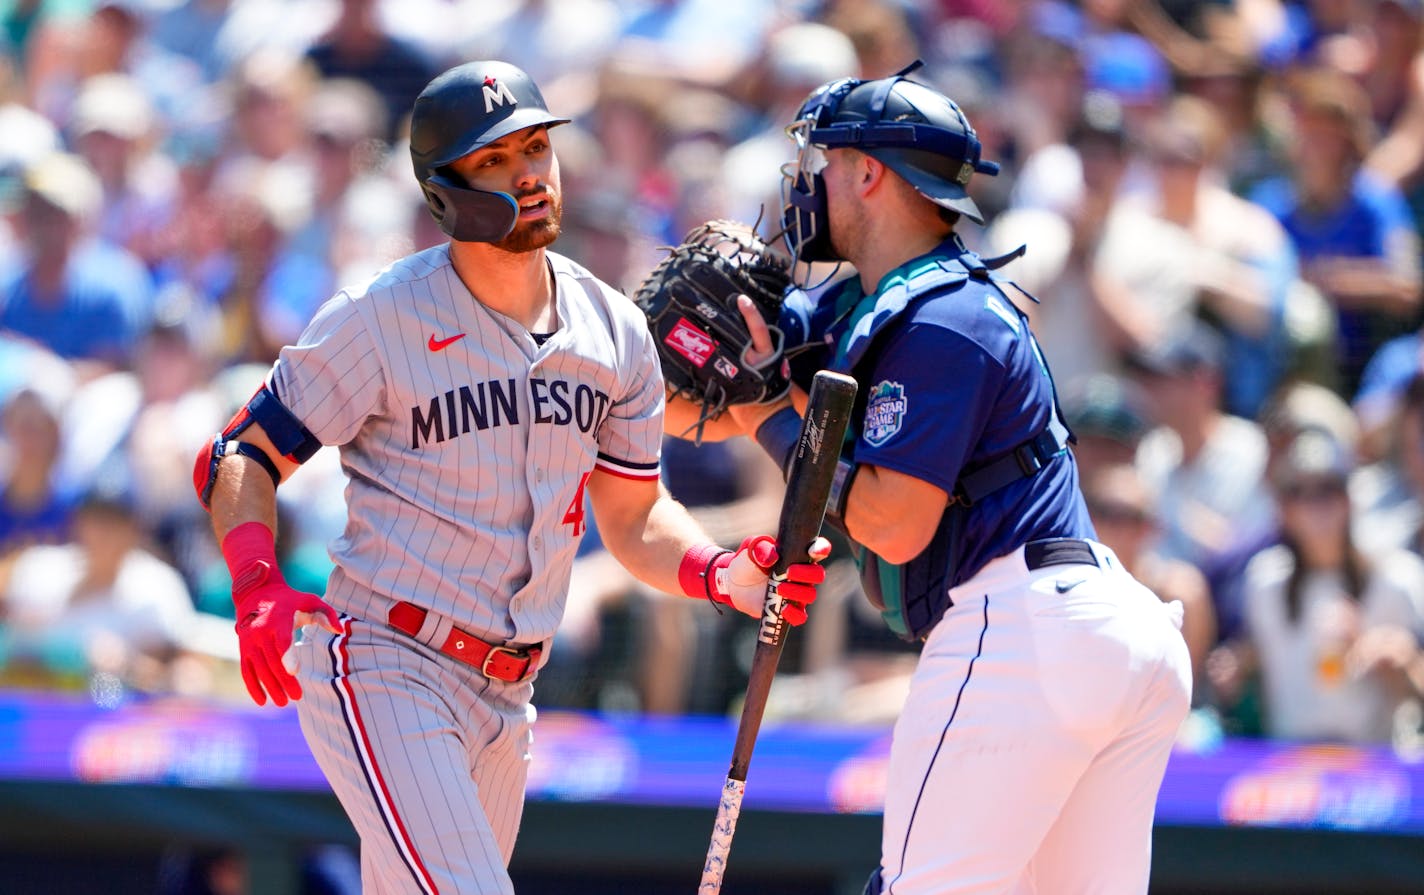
[411,377,612,448]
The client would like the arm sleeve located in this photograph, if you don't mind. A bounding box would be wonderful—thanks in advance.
[269,292,387,446]
[852,321,1005,495]
[595,317,664,480]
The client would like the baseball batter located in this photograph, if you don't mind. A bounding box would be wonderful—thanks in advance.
[676,64,1193,893]
[193,60,828,894]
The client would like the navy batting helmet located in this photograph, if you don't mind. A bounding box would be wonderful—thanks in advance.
[781,60,999,262]
[409,60,570,243]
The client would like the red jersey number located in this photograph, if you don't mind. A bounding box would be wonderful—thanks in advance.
[562,471,592,537]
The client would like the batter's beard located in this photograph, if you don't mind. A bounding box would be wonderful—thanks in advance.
[494,194,563,254]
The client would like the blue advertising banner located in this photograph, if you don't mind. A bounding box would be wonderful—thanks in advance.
[1,692,1419,832]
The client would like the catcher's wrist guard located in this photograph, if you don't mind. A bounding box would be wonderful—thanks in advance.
[753,406,802,480]
[634,220,793,443]
[825,457,858,532]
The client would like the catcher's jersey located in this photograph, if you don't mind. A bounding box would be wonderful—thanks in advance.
[269,244,663,645]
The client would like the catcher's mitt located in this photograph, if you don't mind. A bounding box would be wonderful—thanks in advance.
[633,219,793,440]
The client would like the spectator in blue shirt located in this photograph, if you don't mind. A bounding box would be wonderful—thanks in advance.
[1250,67,1421,397]
[0,153,152,376]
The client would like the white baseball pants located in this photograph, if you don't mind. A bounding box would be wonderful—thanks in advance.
[878,540,1192,894]
[294,616,535,895]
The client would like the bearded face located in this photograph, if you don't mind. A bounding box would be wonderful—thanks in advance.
[494,184,562,253]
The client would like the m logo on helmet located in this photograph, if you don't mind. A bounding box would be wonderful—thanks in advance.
[482,75,518,114]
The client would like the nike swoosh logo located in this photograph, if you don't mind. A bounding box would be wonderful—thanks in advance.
[428,332,465,351]
[1055,577,1087,593]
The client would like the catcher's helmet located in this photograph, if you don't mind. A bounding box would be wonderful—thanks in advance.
[781,60,999,262]
[409,60,570,243]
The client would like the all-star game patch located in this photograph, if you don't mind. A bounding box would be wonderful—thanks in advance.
[863,380,908,446]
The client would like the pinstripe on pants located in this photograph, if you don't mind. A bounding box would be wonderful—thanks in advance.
[295,616,535,894]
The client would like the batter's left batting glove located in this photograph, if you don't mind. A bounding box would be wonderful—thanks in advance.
[682,535,831,625]
[223,521,340,707]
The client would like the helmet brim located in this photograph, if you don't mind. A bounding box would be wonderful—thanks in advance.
[430,110,572,169]
[891,162,986,225]
[869,146,987,225]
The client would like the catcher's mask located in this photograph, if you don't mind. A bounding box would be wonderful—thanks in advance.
[409,60,570,243]
[780,60,1000,263]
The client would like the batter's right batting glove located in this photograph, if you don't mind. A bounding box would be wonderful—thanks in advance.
[683,535,831,625]
[223,522,340,707]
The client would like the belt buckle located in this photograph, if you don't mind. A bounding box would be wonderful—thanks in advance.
[481,644,525,680]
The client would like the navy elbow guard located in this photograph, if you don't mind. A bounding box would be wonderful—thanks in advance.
[193,382,321,510]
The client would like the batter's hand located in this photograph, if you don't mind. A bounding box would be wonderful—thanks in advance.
[712,534,831,625]
[232,561,339,707]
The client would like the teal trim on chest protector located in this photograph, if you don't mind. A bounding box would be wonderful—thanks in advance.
[850,543,911,638]
[832,255,966,371]
[876,555,910,637]
[831,257,955,640]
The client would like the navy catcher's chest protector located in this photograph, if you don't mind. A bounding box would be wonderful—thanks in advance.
[830,241,1074,641]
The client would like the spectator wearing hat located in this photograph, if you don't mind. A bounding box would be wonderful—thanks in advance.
[1209,380,1365,642]
[1251,66,1421,398]
[0,152,153,376]
[1211,428,1424,743]
[1131,321,1278,593]
[69,72,179,266]
[1060,371,1152,483]
[23,0,202,134]
[1082,30,1172,132]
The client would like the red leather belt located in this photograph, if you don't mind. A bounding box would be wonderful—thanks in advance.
[386,601,541,683]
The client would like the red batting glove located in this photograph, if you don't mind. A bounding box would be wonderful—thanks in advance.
[223,522,339,707]
[680,535,831,625]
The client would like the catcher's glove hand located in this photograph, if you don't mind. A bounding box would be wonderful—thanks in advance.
[633,219,793,441]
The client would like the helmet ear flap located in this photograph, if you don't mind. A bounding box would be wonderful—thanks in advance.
[422,173,519,243]
[423,183,448,217]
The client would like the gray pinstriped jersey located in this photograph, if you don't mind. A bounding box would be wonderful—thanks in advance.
[270,244,664,645]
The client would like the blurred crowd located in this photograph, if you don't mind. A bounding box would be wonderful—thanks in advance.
[3,0,1424,754]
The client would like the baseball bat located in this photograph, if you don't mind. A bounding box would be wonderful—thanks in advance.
[698,369,858,894]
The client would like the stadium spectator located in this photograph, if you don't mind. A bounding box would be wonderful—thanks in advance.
[1137,96,1299,417]
[1130,321,1278,601]
[990,90,1189,386]
[1251,67,1422,397]
[1060,372,1152,483]
[301,0,438,144]
[68,72,178,266]
[288,77,395,285]
[0,483,234,694]
[0,151,153,375]
[208,158,332,363]
[0,384,75,560]
[1215,428,1424,743]
[221,48,316,171]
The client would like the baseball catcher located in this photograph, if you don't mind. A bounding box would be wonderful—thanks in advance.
[633,220,794,441]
